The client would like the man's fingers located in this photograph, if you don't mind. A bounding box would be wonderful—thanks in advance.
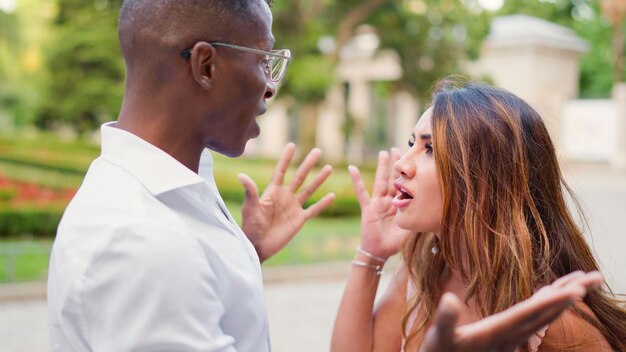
[372,151,390,197]
[297,165,333,204]
[238,173,260,204]
[420,293,461,352]
[304,193,336,219]
[289,148,322,192]
[271,143,296,186]
[348,165,370,208]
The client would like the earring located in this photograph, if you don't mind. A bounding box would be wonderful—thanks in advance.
[431,238,440,255]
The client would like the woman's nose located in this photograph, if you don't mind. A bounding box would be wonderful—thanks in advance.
[393,153,415,178]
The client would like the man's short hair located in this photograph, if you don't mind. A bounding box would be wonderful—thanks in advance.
[118,0,272,70]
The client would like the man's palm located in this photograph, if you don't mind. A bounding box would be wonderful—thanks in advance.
[238,144,335,262]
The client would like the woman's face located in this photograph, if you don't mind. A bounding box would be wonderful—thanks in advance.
[392,107,443,233]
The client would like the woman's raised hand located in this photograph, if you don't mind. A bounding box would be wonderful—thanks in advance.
[349,148,411,261]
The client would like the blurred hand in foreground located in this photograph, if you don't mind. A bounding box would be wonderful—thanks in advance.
[420,271,604,352]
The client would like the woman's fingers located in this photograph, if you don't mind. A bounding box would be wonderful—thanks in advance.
[550,271,585,288]
[458,277,592,350]
[372,151,390,198]
[420,293,462,352]
[348,165,370,209]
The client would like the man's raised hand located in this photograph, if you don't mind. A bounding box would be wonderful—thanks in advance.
[238,143,335,262]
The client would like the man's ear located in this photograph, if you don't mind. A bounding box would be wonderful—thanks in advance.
[190,42,216,90]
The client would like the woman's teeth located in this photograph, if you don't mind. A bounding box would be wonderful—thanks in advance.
[399,188,413,200]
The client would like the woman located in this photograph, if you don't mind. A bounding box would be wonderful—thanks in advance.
[331,78,626,351]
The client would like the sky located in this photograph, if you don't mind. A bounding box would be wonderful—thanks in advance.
[0,0,16,13]
[478,0,505,11]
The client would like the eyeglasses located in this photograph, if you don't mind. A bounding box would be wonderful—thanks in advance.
[181,42,292,82]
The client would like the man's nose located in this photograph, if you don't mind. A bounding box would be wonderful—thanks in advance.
[264,80,276,99]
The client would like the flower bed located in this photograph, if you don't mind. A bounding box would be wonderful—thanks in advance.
[0,174,72,239]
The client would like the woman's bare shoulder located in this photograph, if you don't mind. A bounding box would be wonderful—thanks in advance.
[539,301,613,352]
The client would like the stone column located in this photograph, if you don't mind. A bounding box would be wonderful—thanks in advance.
[346,79,371,163]
[248,100,289,158]
[612,83,626,169]
[476,15,588,149]
[391,91,420,153]
[316,86,346,163]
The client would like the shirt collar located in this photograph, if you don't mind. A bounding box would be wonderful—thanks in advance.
[100,122,210,196]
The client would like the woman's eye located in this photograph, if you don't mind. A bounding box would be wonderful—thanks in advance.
[425,143,433,155]
[408,139,415,148]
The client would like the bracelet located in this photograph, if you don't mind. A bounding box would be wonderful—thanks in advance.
[356,246,386,264]
[352,260,384,276]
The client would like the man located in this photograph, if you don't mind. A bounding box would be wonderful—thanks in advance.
[49,1,334,350]
[48,0,603,351]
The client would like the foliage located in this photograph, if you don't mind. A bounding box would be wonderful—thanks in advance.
[0,186,17,203]
[272,0,336,105]
[0,207,64,239]
[576,6,616,98]
[0,9,25,127]
[0,11,20,81]
[37,0,125,134]
[371,0,491,100]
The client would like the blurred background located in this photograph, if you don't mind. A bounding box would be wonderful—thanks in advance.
[1,0,625,351]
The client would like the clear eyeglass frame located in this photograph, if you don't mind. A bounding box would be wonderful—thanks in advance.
[181,41,292,82]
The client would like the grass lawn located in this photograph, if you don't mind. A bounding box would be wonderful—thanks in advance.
[0,240,53,283]
[226,202,361,267]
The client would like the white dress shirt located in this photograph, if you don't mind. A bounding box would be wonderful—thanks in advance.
[48,122,271,352]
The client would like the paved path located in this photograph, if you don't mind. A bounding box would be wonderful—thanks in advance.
[0,278,390,352]
[561,163,626,293]
[0,163,624,352]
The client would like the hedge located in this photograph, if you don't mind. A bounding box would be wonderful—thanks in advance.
[0,208,64,239]
[0,186,18,202]
[0,200,360,240]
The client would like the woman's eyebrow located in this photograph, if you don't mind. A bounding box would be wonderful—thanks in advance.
[419,134,432,140]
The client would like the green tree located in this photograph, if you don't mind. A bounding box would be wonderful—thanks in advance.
[37,0,124,135]
[372,0,490,101]
[0,9,23,127]
[272,0,491,152]
[272,0,391,152]
[601,0,626,83]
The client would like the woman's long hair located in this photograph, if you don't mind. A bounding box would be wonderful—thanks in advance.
[402,77,626,351]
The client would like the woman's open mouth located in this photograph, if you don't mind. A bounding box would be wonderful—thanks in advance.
[392,182,413,208]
